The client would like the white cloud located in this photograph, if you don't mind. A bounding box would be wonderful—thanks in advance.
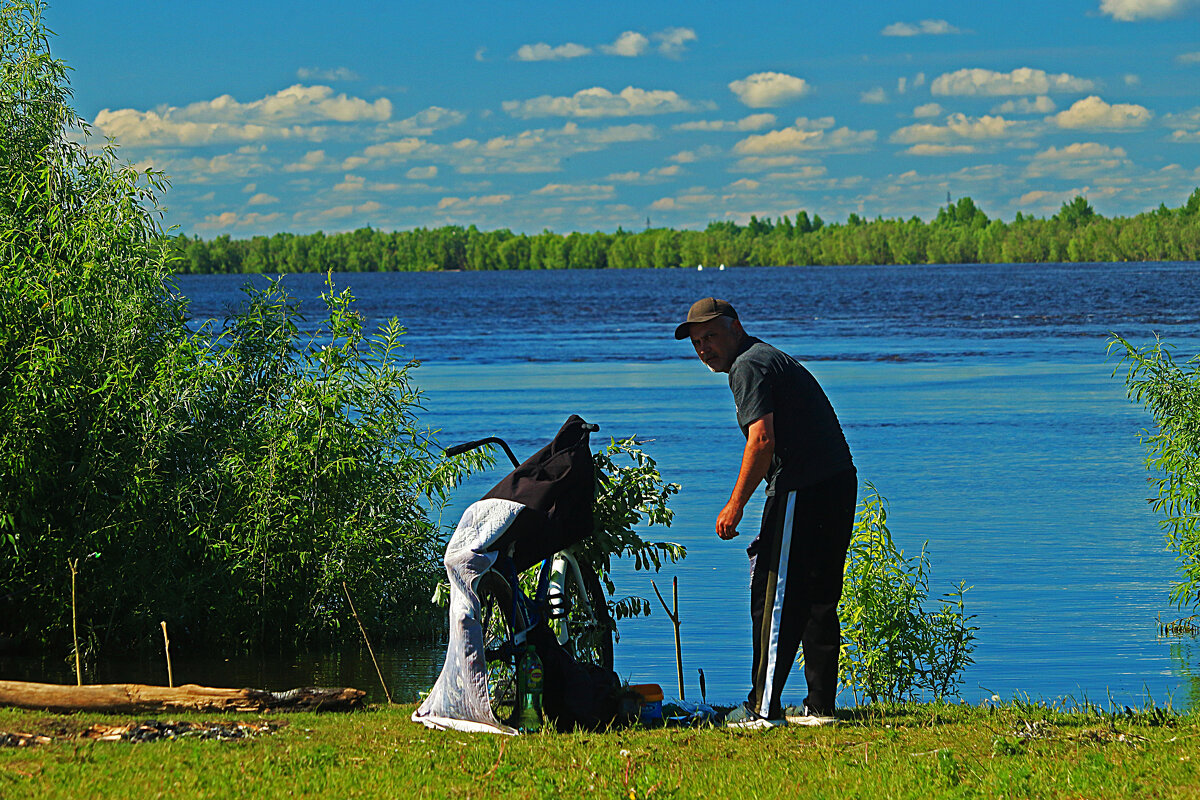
[169,151,272,181]
[1165,107,1200,141]
[1100,0,1198,20]
[1050,96,1152,129]
[531,183,616,200]
[514,42,592,61]
[761,165,828,181]
[333,173,401,192]
[1125,74,1142,86]
[674,113,777,131]
[241,183,257,193]
[437,194,513,210]
[653,27,697,58]
[892,113,1026,144]
[405,165,437,180]
[881,19,964,36]
[650,191,716,211]
[475,47,487,62]
[667,145,720,163]
[502,86,707,118]
[313,201,385,220]
[1033,142,1127,160]
[860,87,888,104]
[1164,107,1200,130]
[1178,51,1200,64]
[1015,188,1104,212]
[604,165,681,182]
[652,26,700,57]
[178,84,389,124]
[1025,142,1131,178]
[733,155,809,172]
[728,72,812,108]
[93,84,392,147]
[931,68,1095,96]
[446,122,658,175]
[599,31,649,57]
[379,107,466,136]
[728,178,760,191]
[296,67,360,82]
[913,103,943,118]
[195,210,285,231]
[991,96,1057,114]
[362,137,428,161]
[734,117,876,154]
[247,192,278,205]
[905,144,980,155]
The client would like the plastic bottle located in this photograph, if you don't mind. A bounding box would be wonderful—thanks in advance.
[515,644,544,733]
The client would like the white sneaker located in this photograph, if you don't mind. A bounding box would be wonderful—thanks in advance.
[784,704,838,726]
[725,704,787,729]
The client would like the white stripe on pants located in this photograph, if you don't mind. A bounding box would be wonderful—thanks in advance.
[758,490,796,718]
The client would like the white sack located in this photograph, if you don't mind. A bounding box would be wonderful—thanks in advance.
[412,498,525,735]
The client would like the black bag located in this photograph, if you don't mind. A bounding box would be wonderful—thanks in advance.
[482,415,596,572]
[526,623,633,732]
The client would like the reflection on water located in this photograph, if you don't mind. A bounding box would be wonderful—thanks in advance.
[0,645,445,705]
[1171,640,1200,711]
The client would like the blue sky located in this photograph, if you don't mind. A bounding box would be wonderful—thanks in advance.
[49,0,1200,237]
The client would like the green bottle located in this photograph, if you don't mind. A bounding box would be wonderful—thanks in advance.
[515,644,544,733]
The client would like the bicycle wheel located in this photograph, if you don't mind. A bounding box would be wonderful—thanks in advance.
[561,560,614,671]
[477,572,520,725]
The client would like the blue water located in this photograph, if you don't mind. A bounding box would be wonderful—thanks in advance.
[176,263,1200,709]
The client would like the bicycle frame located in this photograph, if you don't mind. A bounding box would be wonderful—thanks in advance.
[495,547,593,648]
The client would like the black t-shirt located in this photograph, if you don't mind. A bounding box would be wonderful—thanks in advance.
[728,338,853,494]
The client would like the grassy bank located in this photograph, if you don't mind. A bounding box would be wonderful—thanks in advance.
[2,701,1198,798]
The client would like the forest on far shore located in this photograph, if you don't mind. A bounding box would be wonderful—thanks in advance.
[170,190,1200,275]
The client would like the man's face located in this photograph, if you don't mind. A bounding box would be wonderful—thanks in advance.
[689,317,744,373]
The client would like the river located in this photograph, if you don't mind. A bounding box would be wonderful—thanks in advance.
[14,262,1200,710]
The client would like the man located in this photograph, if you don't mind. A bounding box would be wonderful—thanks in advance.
[675,297,856,728]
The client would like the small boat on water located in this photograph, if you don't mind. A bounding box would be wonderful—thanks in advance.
[697,264,704,271]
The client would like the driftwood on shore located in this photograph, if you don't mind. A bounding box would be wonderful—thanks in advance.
[0,680,365,714]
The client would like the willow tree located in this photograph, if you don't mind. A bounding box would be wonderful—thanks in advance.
[1112,337,1200,610]
[1,1,482,659]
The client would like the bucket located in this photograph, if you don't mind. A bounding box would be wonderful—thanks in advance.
[630,683,664,725]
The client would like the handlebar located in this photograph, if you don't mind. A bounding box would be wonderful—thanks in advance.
[443,422,600,469]
[443,437,521,468]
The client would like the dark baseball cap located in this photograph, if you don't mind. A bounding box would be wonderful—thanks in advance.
[674,297,739,340]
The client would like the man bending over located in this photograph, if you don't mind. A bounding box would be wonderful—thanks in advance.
[675,297,856,728]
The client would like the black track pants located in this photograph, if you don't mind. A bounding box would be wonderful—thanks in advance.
[747,469,857,718]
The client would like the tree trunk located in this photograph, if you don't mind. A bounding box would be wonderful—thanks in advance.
[0,680,365,713]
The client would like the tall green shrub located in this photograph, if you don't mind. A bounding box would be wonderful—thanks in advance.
[1111,335,1200,609]
[0,1,480,658]
[837,486,978,703]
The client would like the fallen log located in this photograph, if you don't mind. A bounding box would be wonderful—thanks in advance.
[0,680,365,714]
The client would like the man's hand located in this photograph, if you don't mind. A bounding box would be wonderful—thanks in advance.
[716,413,774,542]
[716,500,743,539]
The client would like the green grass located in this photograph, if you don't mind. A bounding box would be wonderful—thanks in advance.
[2,701,1200,799]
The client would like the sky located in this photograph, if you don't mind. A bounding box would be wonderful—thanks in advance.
[45,0,1200,237]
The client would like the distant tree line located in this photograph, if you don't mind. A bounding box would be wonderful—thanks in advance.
[170,190,1200,274]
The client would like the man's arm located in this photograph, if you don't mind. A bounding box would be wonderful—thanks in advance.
[716,413,774,540]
